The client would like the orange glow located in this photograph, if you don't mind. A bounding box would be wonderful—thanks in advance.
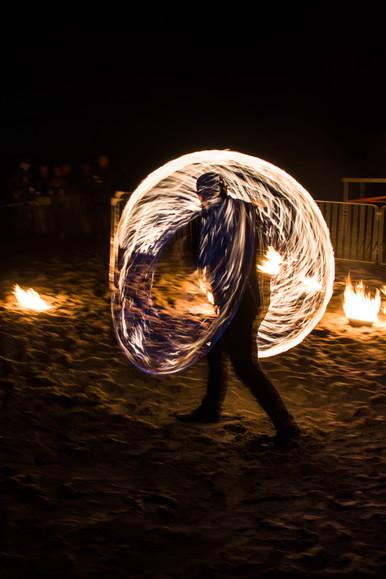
[258,246,283,275]
[14,284,52,311]
[343,275,381,323]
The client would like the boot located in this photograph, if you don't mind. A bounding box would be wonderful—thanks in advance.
[176,404,221,424]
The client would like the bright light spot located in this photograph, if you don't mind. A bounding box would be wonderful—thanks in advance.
[343,275,381,323]
[199,275,215,307]
[301,276,323,291]
[14,284,52,311]
[258,246,283,275]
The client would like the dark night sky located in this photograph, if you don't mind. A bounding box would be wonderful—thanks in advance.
[1,6,386,200]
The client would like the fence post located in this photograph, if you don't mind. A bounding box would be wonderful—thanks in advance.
[378,206,385,265]
[316,201,383,264]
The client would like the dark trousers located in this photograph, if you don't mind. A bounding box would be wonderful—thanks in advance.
[203,295,294,430]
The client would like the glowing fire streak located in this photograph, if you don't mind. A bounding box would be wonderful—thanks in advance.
[343,276,381,323]
[199,267,215,306]
[112,150,335,367]
[14,284,52,311]
[301,277,323,291]
[258,246,283,275]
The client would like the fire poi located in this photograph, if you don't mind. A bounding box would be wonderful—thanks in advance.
[111,150,335,374]
[343,275,381,327]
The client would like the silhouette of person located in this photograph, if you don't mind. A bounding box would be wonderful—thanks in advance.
[79,162,94,235]
[91,154,114,238]
[178,172,300,444]
[32,164,54,234]
[6,158,34,236]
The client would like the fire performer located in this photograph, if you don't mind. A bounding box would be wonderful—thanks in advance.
[178,172,300,444]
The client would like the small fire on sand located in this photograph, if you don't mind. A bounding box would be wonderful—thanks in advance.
[343,275,381,327]
[14,285,52,312]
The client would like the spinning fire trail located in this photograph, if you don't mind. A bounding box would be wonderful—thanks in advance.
[111,150,335,374]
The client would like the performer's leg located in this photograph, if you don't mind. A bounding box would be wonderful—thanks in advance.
[224,302,300,439]
[177,339,229,423]
[201,339,229,413]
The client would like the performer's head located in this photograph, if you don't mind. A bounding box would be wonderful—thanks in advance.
[196,172,227,207]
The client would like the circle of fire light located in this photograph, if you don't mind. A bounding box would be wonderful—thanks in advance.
[112,150,334,371]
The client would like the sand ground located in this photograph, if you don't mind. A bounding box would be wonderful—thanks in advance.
[0,237,385,578]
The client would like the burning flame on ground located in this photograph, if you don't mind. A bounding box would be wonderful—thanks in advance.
[258,246,283,275]
[343,275,381,323]
[14,284,52,311]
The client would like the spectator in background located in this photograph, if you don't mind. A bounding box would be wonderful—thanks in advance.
[48,163,70,239]
[49,164,65,198]
[79,162,94,235]
[60,162,80,196]
[32,164,55,234]
[33,164,52,197]
[60,162,83,237]
[6,158,35,236]
[79,162,93,195]
[94,154,113,189]
[7,158,33,202]
[91,154,115,239]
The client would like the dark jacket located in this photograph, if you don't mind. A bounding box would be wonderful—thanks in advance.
[196,196,264,316]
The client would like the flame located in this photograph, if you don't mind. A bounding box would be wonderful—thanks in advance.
[207,291,214,305]
[199,269,216,308]
[343,275,381,323]
[14,284,52,311]
[258,246,283,275]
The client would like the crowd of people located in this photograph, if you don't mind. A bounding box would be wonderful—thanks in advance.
[1,155,117,241]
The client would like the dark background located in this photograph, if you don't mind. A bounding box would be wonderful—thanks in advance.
[1,6,386,201]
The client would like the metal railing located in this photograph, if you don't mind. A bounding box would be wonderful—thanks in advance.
[317,201,385,264]
[0,194,93,238]
[380,206,386,264]
[110,194,386,267]
[342,178,386,202]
